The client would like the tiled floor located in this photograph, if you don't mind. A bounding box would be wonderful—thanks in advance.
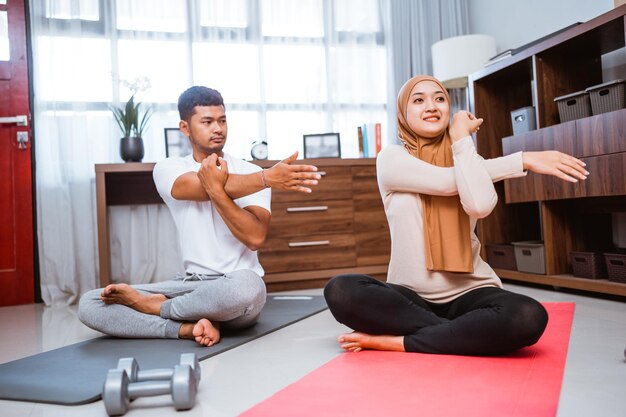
[1,282,625,417]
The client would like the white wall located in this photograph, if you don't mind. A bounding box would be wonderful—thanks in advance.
[467,0,614,54]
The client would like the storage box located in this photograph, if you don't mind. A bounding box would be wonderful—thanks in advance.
[554,90,592,122]
[486,244,517,270]
[510,106,536,135]
[512,241,545,274]
[604,253,626,283]
[570,251,606,279]
[585,79,626,115]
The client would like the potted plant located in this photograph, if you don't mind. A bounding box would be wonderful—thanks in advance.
[110,77,152,162]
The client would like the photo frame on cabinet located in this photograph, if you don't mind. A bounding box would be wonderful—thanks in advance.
[164,128,191,157]
[302,132,341,159]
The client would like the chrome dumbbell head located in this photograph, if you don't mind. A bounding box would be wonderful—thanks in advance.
[171,364,197,411]
[116,357,138,382]
[103,369,130,416]
[179,353,201,386]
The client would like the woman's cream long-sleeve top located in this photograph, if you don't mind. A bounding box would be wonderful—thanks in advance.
[376,136,527,304]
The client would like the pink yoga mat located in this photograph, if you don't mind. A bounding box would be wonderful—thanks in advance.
[242,302,574,417]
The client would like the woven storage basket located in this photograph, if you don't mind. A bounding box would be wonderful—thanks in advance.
[604,253,626,283]
[585,79,626,115]
[554,90,592,122]
[570,251,606,279]
[486,244,517,270]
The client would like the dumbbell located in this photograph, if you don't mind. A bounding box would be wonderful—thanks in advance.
[103,364,197,416]
[117,353,201,387]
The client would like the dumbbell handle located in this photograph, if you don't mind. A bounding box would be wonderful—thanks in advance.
[128,380,171,398]
[137,368,173,381]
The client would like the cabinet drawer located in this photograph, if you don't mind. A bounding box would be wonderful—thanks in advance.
[259,233,357,273]
[504,152,626,202]
[354,198,391,266]
[271,166,353,203]
[268,199,354,238]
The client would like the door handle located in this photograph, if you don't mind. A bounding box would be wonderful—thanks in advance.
[288,240,331,248]
[286,206,329,213]
[0,115,28,126]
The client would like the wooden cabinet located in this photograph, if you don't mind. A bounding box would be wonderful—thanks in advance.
[502,109,626,202]
[254,159,390,290]
[469,4,626,297]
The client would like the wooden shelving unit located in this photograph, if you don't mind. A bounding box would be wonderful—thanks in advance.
[469,4,626,297]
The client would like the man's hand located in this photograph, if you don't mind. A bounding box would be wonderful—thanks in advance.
[263,151,322,193]
[522,151,589,183]
[197,153,229,198]
[449,111,483,142]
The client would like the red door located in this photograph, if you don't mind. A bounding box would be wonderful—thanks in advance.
[0,0,34,306]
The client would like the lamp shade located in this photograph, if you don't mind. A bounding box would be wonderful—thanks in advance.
[431,34,497,89]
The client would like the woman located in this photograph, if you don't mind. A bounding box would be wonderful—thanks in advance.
[324,75,588,356]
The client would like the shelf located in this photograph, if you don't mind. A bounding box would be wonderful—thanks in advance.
[494,268,626,297]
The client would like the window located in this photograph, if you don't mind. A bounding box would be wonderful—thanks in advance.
[32,0,388,161]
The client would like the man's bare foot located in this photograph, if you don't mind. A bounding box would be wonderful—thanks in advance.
[179,319,221,347]
[100,283,166,315]
[338,332,405,353]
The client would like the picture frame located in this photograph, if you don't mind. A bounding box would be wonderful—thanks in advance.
[164,128,192,157]
[302,132,341,159]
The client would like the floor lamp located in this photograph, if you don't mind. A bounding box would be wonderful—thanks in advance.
[431,34,497,112]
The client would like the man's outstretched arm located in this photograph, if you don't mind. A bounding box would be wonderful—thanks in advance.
[171,151,321,201]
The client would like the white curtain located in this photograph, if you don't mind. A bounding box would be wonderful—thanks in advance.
[388,0,470,143]
[30,0,392,305]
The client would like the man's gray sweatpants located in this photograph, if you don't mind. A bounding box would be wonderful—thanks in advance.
[78,269,266,339]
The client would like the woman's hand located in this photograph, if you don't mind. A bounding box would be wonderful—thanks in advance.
[449,111,483,142]
[522,151,589,182]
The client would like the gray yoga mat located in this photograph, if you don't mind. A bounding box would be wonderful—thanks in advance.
[0,295,327,405]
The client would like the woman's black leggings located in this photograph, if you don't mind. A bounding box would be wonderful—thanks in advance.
[324,274,548,356]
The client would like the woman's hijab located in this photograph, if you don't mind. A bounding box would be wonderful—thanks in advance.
[396,75,473,273]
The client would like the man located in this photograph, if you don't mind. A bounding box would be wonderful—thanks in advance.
[79,86,321,346]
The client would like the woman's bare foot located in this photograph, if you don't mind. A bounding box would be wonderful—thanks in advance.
[338,332,405,353]
[100,283,166,315]
[179,319,221,347]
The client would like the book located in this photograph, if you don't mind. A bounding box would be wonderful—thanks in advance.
[375,123,382,155]
[357,126,364,158]
[361,124,369,158]
[365,123,376,157]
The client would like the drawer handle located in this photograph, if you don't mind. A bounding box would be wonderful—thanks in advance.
[288,240,331,248]
[317,171,327,176]
[287,206,329,213]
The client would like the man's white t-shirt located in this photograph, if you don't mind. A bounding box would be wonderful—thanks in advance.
[153,153,271,277]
